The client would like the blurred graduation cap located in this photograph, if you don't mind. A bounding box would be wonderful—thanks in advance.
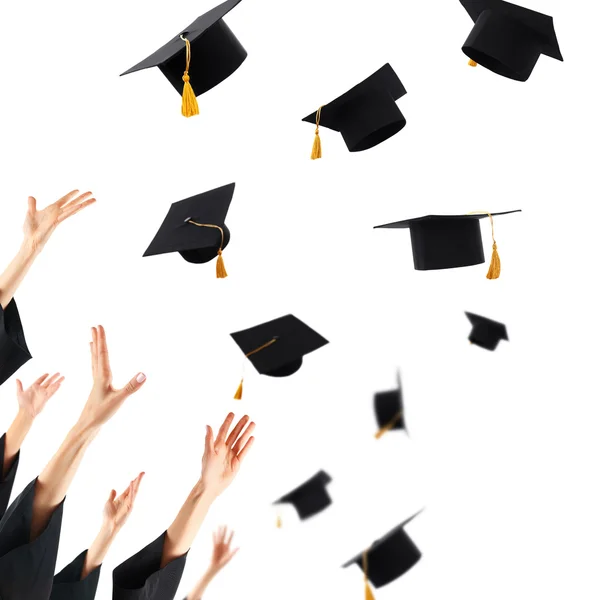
[0,300,32,386]
[460,0,563,81]
[374,370,407,439]
[465,312,509,350]
[230,314,329,399]
[273,470,332,527]
[343,511,423,597]
[120,0,247,116]
[303,64,407,158]
[374,210,521,277]
[143,183,234,278]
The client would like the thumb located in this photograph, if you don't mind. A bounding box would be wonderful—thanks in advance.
[205,425,215,453]
[108,489,117,504]
[28,196,37,213]
[16,379,24,394]
[119,372,147,399]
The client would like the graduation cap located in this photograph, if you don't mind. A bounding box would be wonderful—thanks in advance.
[0,299,32,387]
[374,210,521,277]
[273,470,332,527]
[465,312,509,350]
[343,512,423,597]
[374,371,407,439]
[303,64,407,158]
[120,0,247,116]
[460,0,563,81]
[143,183,235,277]
[230,314,329,399]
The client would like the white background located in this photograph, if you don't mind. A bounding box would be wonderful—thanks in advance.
[1,0,598,598]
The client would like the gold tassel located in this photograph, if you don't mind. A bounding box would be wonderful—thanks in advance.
[468,59,478,67]
[363,551,375,600]
[486,242,501,279]
[276,515,282,528]
[364,582,375,600]
[234,379,243,400]
[216,249,228,279]
[181,36,199,118]
[311,106,323,160]
[374,412,402,440]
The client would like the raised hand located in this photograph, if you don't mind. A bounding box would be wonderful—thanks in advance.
[103,472,145,536]
[22,190,96,253]
[210,526,239,572]
[16,373,64,419]
[201,413,255,498]
[77,325,146,431]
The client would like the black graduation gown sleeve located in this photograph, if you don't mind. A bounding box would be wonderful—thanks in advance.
[0,434,20,520]
[49,550,101,600]
[0,299,32,387]
[0,478,64,600]
[112,532,187,600]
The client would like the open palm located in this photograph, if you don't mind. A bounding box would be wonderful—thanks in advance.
[16,373,64,419]
[210,526,239,571]
[103,472,145,535]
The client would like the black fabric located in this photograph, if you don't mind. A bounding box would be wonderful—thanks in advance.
[0,478,64,600]
[230,314,329,377]
[465,312,508,351]
[112,531,187,600]
[343,513,422,588]
[0,435,20,521]
[49,550,101,600]
[143,183,234,264]
[303,64,407,152]
[460,0,562,81]
[274,471,333,520]
[120,0,247,97]
[374,371,405,433]
[0,299,32,386]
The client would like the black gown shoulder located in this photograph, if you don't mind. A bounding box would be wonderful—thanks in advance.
[0,478,64,600]
[112,531,187,600]
[0,299,32,387]
[50,550,101,600]
[0,435,20,520]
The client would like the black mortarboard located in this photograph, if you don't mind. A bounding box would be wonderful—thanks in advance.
[120,0,247,116]
[143,183,234,277]
[303,64,407,158]
[273,471,332,526]
[374,371,406,439]
[230,314,329,398]
[460,0,563,81]
[465,312,508,350]
[0,299,32,386]
[375,210,521,277]
[343,512,422,592]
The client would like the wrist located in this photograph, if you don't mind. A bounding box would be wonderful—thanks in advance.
[15,407,35,428]
[194,478,219,503]
[20,237,41,259]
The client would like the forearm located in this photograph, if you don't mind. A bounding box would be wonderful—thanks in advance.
[31,420,99,539]
[0,240,38,310]
[186,567,219,600]
[161,480,216,568]
[81,524,115,579]
[3,409,34,478]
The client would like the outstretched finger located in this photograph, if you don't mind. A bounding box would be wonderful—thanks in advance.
[34,373,50,386]
[16,379,24,394]
[91,327,98,376]
[226,528,234,547]
[43,373,62,388]
[205,425,215,454]
[57,197,96,223]
[236,436,255,464]
[117,372,147,400]
[56,189,81,207]
[225,415,249,447]
[131,472,145,502]
[97,325,112,379]
[47,377,65,398]
[107,489,117,504]
[27,196,37,214]
[215,413,235,446]
[61,191,93,208]
[232,422,255,455]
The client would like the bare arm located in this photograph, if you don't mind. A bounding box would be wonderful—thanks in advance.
[160,413,255,568]
[0,241,38,310]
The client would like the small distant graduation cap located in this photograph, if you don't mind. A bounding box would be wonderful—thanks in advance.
[0,299,32,386]
[230,314,329,399]
[143,183,234,278]
[466,312,508,350]
[273,470,332,527]
[460,0,563,81]
[375,210,521,277]
[374,371,407,440]
[120,0,247,116]
[343,512,423,597]
[303,64,407,158]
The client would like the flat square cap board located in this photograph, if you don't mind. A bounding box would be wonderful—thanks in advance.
[465,312,509,351]
[342,512,423,588]
[460,0,563,81]
[374,210,521,272]
[230,314,329,377]
[120,0,247,97]
[274,471,333,520]
[374,370,407,438]
[0,299,32,386]
[143,183,234,269]
[303,64,407,153]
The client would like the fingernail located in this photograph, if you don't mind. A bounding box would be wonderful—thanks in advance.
[136,373,146,383]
